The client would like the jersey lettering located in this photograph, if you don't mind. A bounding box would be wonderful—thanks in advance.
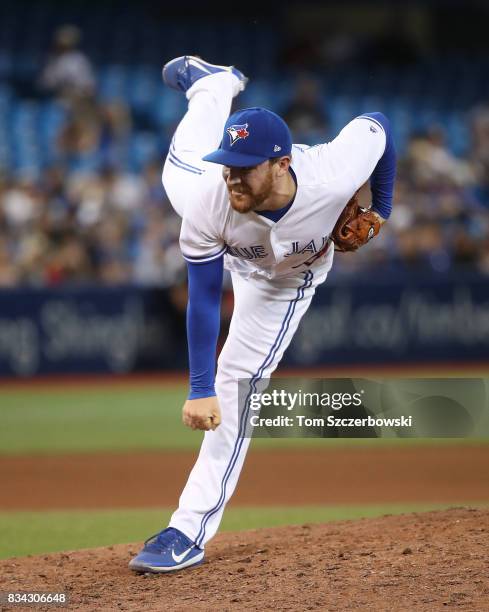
[299,239,317,254]
[285,236,329,257]
[284,241,300,256]
[292,236,331,268]
[227,245,268,260]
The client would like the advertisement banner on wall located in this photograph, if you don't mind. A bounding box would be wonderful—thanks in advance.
[1,272,488,377]
[284,272,489,367]
[0,287,187,376]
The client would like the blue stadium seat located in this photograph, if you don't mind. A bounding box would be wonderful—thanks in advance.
[152,86,186,127]
[98,65,130,102]
[128,131,161,171]
[127,66,159,114]
[446,112,470,156]
[239,81,276,111]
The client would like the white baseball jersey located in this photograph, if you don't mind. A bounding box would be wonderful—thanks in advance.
[180,116,386,280]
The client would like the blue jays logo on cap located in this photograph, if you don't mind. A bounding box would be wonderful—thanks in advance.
[227,123,250,146]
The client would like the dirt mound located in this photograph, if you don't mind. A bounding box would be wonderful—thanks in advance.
[1,508,487,611]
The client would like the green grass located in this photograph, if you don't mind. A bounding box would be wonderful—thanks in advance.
[1,384,487,455]
[0,385,190,454]
[2,502,487,560]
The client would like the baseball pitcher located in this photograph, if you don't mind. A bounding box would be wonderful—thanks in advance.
[129,55,396,573]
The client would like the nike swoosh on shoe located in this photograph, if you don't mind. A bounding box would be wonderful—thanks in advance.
[171,546,195,563]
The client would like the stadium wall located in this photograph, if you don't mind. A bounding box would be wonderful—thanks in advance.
[0,271,488,376]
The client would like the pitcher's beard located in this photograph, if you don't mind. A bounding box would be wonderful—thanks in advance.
[229,190,259,213]
[228,175,273,213]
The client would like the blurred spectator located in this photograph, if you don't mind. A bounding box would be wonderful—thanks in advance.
[94,213,132,284]
[39,25,96,101]
[2,176,40,229]
[133,209,183,287]
[470,101,489,205]
[58,99,133,170]
[451,227,480,268]
[282,74,329,144]
[44,232,93,285]
[101,166,147,214]
[58,97,101,159]
[142,160,168,209]
[478,238,489,275]
[98,101,133,167]
[0,234,18,286]
[406,126,475,189]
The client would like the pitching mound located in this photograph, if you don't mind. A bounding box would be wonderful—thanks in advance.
[1,508,487,611]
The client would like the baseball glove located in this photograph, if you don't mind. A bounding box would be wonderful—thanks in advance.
[331,194,382,252]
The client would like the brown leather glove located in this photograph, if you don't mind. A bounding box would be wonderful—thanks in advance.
[331,194,382,252]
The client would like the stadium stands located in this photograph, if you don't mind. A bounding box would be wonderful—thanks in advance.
[0,3,488,286]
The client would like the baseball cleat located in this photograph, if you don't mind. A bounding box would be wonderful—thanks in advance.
[162,55,248,94]
[128,527,204,573]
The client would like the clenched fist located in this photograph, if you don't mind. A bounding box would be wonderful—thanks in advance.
[182,396,221,431]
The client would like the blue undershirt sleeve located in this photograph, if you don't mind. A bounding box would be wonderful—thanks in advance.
[361,112,396,219]
[186,255,224,400]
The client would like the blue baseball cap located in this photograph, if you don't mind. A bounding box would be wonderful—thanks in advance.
[202,107,292,167]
